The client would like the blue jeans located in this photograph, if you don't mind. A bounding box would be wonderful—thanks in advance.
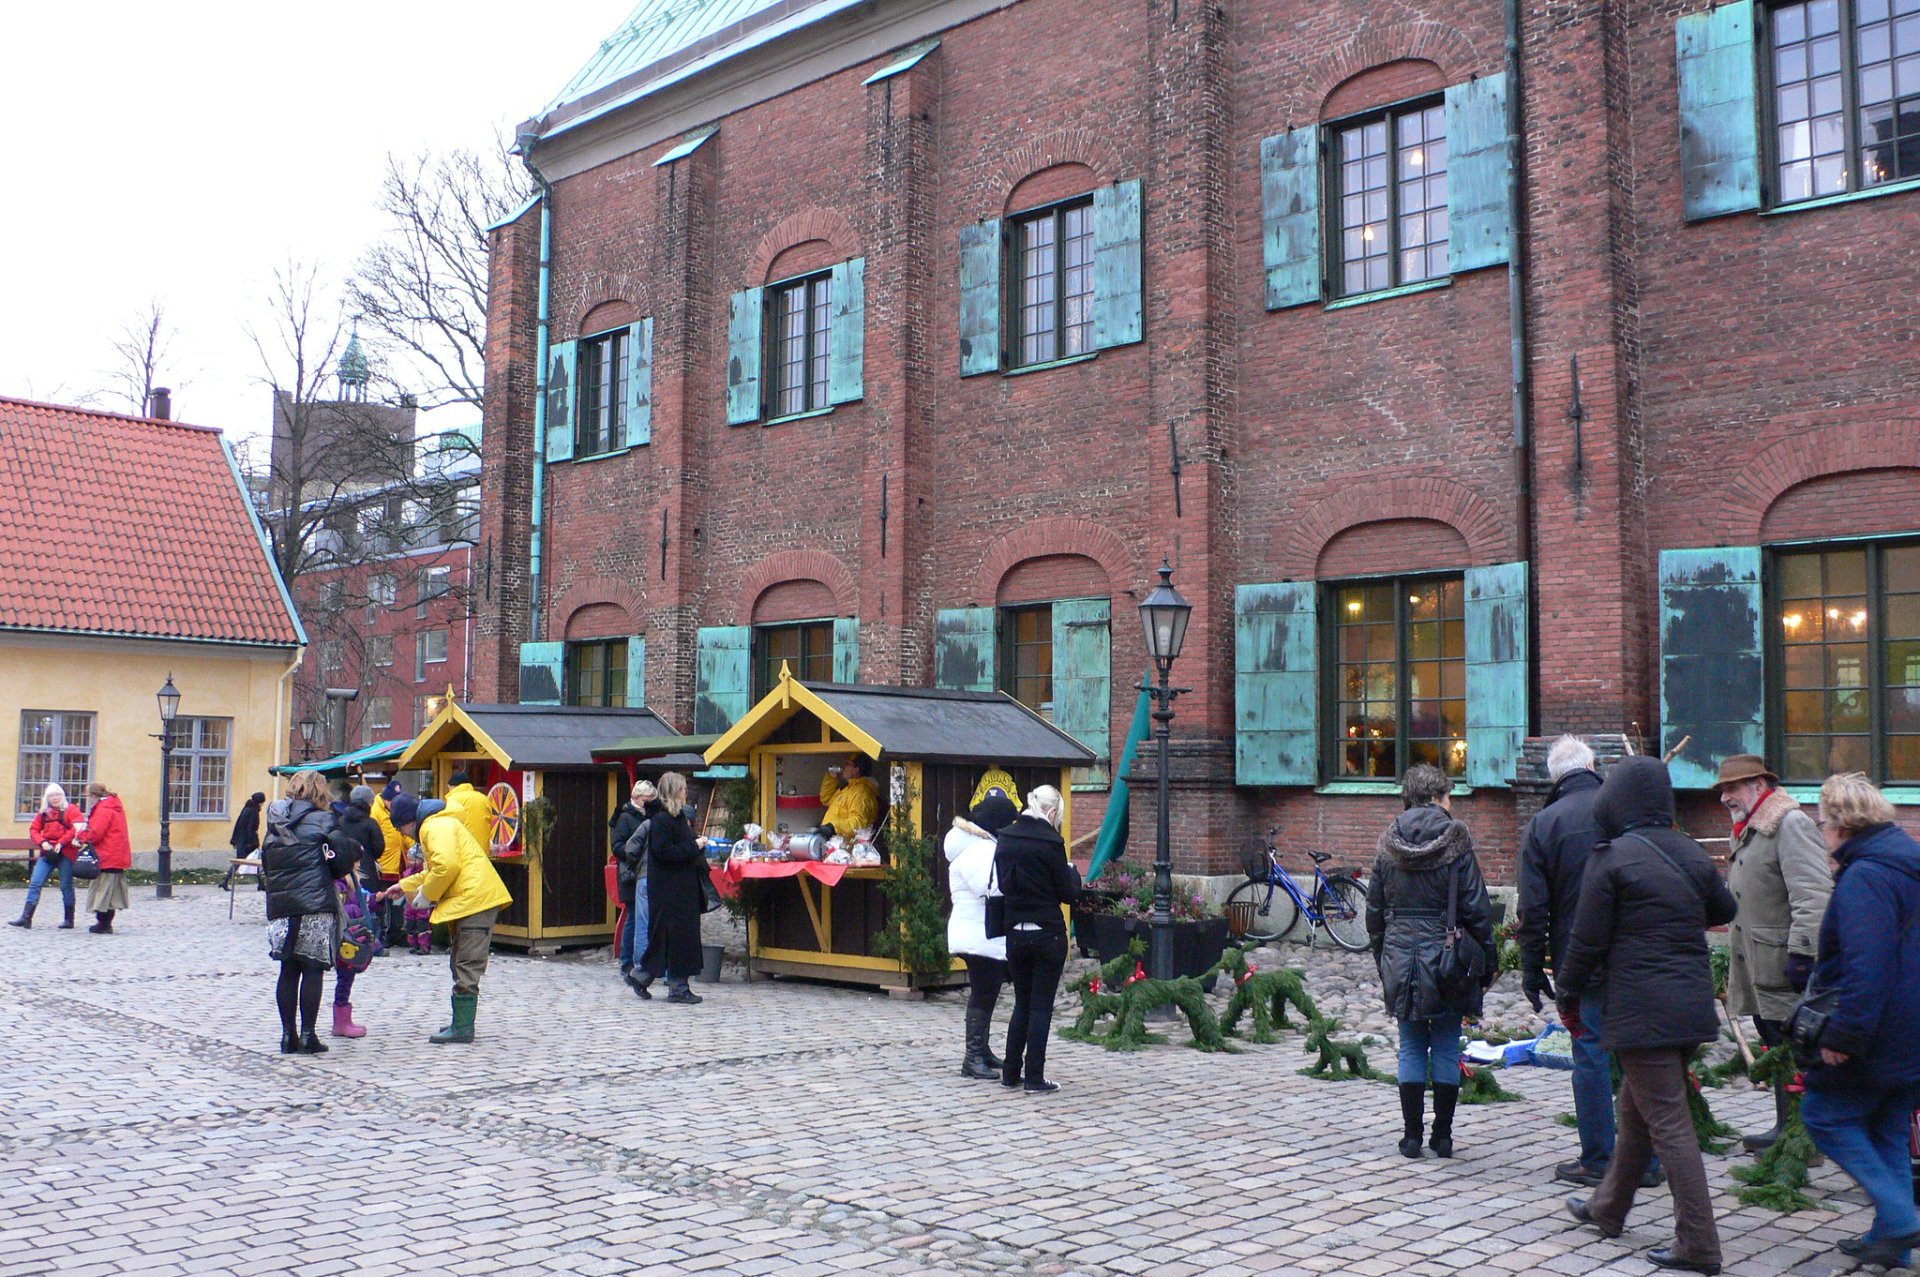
[1572,991,1618,1170]
[1803,1084,1920,1260]
[1397,1015,1463,1086]
[24,854,74,912]
[620,880,650,975]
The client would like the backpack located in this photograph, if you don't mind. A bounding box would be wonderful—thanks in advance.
[335,885,377,973]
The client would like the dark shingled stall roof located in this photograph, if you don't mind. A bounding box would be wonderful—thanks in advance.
[461,705,677,770]
[808,684,1096,766]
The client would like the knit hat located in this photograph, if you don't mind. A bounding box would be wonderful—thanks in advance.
[388,791,421,829]
[970,793,1019,836]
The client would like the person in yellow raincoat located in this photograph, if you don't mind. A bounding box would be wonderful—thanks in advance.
[369,778,414,945]
[442,769,497,851]
[380,792,512,1045]
[819,755,882,835]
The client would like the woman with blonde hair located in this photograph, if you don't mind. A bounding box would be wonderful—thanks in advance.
[1799,773,1920,1270]
[260,770,357,1053]
[82,781,133,933]
[632,773,710,1004]
[610,778,660,988]
[992,784,1080,1093]
[10,783,79,928]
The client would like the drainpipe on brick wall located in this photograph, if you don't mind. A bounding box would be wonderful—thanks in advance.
[518,134,555,649]
[1505,0,1538,731]
[275,647,304,767]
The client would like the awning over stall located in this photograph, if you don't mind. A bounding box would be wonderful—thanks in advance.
[589,732,722,771]
[397,701,678,772]
[270,739,414,778]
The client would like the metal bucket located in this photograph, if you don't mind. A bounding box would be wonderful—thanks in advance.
[1225,899,1256,939]
[697,942,726,983]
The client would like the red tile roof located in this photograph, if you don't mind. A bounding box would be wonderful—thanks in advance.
[0,397,303,648]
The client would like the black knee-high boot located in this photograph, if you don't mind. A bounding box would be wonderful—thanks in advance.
[1398,1083,1426,1158]
[1429,1084,1460,1158]
[961,1006,999,1079]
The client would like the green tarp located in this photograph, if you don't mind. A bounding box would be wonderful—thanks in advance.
[1087,678,1152,881]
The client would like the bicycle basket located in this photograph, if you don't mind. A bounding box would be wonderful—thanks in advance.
[1244,848,1272,881]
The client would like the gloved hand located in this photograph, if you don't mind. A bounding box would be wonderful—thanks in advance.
[1557,996,1584,1038]
[1522,967,1555,1013]
[1785,952,1814,992]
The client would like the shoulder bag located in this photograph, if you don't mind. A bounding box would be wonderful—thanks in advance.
[1437,857,1488,986]
[71,845,102,881]
[983,852,1008,940]
[1785,981,1839,1053]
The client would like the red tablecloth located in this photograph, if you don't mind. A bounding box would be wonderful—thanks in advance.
[710,859,849,898]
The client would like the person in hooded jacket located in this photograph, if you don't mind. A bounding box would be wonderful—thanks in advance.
[371,779,413,945]
[1798,773,1920,1271]
[442,769,496,853]
[993,785,1079,1094]
[382,790,514,1042]
[944,789,1020,1080]
[220,791,266,892]
[260,771,358,1055]
[11,784,79,929]
[82,781,133,933]
[1367,763,1494,1160]
[1559,755,1738,1276]
[632,772,709,1004]
[610,779,658,989]
[328,785,386,1038]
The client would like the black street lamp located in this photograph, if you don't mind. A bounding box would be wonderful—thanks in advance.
[1136,560,1192,989]
[154,674,182,900]
[297,718,318,761]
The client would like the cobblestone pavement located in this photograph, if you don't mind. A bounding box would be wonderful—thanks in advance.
[0,886,1893,1277]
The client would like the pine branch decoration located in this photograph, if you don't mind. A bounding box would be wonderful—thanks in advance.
[1730,1044,1821,1212]
[1215,947,1318,1044]
[1299,1016,1392,1082]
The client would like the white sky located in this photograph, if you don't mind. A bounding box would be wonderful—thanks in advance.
[0,1,628,446]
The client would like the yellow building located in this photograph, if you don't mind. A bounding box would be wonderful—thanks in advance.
[0,397,304,864]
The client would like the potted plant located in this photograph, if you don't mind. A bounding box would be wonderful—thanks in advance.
[1073,862,1229,989]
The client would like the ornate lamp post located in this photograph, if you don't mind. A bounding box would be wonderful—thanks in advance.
[1136,560,1192,986]
[154,674,182,900]
[297,718,318,761]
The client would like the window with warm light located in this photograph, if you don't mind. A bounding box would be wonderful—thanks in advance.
[1000,604,1055,713]
[753,622,832,700]
[1332,99,1449,296]
[1329,576,1467,778]
[1773,541,1920,782]
[1767,0,1920,205]
[565,640,628,708]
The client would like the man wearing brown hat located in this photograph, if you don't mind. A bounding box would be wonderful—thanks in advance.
[1714,753,1832,1152]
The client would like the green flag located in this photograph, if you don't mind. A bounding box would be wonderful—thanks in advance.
[1087,677,1152,881]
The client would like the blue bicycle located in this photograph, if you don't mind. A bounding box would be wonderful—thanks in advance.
[1225,830,1371,952]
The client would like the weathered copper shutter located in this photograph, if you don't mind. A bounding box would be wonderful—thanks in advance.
[1235,582,1318,784]
[625,319,653,446]
[1052,598,1112,789]
[543,340,576,463]
[832,618,861,684]
[694,626,752,734]
[1445,72,1514,272]
[1092,179,1143,350]
[518,641,565,706]
[625,637,647,708]
[1464,561,1530,788]
[1676,0,1762,220]
[725,288,764,425]
[934,607,996,692]
[958,221,1003,376]
[1660,546,1765,788]
[1260,126,1321,309]
[828,258,865,405]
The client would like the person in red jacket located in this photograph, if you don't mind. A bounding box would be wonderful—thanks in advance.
[81,781,132,933]
[9,784,80,928]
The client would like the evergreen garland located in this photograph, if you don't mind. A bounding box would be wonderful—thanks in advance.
[869,786,949,976]
[1459,1062,1525,1104]
[1730,1044,1821,1213]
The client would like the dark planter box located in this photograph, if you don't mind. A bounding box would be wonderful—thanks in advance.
[1072,911,1229,993]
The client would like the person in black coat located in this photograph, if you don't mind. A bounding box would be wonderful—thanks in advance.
[609,780,658,987]
[992,785,1080,1094]
[1516,736,1627,1187]
[327,785,387,1038]
[1366,764,1494,1159]
[1560,755,1737,1276]
[221,791,267,891]
[633,773,708,1004]
[260,772,358,1056]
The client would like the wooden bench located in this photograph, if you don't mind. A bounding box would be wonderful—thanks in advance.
[0,838,33,865]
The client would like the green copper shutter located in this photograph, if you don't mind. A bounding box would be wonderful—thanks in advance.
[828,257,865,405]
[725,287,763,425]
[1445,72,1513,273]
[1465,561,1530,789]
[1677,0,1761,220]
[543,340,576,463]
[625,636,647,708]
[832,617,861,684]
[1260,126,1321,310]
[1235,582,1318,785]
[694,626,752,735]
[1092,179,1143,350]
[518,641,565,706]
[934,607,996,691]
[626,318,653,446]
[1052,598,1112,788]
[958,220,1002,376]
[1660,546,1765,788]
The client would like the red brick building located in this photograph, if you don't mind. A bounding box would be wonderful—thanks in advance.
[472,0,1920,881]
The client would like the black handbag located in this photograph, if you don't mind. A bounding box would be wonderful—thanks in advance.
[700,868,723,915]
[71,846,102,881]
[1786,983,1838,1053]
[983,854,1008,940]
[1437,858,1488,985]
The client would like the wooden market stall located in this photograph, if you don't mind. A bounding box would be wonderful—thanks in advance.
[703,665,1096,992]
[395,697,679,953]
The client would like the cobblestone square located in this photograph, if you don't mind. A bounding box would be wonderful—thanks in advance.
[0,887,1884,1277]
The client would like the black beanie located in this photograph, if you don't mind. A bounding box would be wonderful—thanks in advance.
[970,793,1019,835]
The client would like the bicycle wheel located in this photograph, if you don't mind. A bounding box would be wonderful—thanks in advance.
[1315,875,1372,953]
[1226,877,1299,944]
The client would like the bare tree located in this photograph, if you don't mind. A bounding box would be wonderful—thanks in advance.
[346,138,533,412]
[104,299,180,415]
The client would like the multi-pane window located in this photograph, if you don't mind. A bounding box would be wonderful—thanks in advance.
[565,640,628,708]
[320,578,345,614]
[1330,577,1467,779]
[1770,0,1920,203]
[437,485,479,544]
[1334,100,1450,296]
[15,711,93,818]
[1774,541,1920,783]
[167,717,231,818]
[1000,605,1055,713]
[1013,200,1095,367]
[367,634,393,668]
[415,629,448,682]
[770,273,834,417]
[318,639,344,672]
[417,565,452,618]
[367,573,396,624]
[575,327,629,455]
[413,695,432,731]
[754,622,832,699]
[364,696,393,745]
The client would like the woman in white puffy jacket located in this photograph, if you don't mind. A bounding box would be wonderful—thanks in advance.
[944,792,1020,1080]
